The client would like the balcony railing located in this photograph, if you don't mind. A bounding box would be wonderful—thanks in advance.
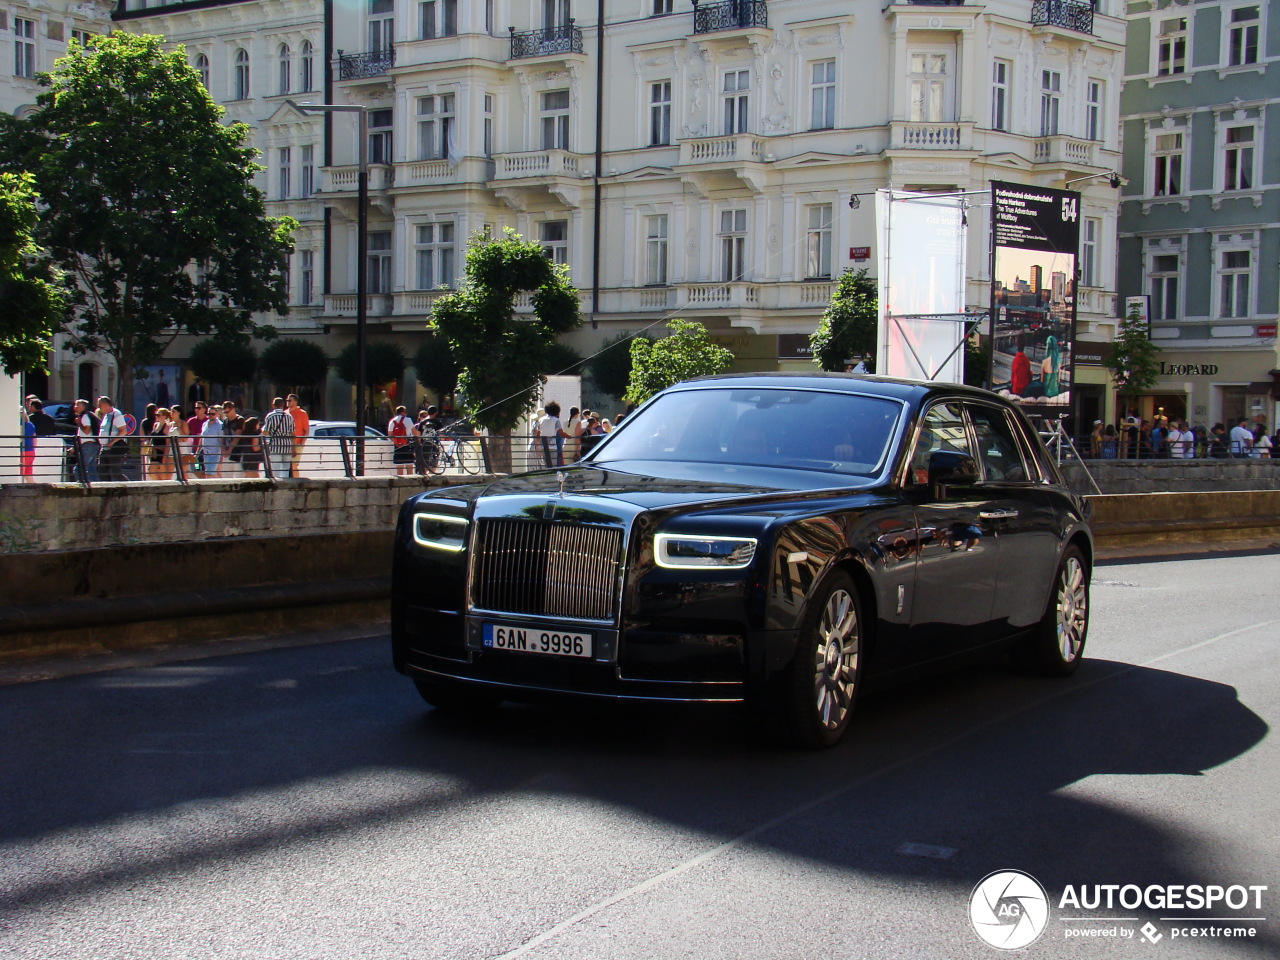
[692,0,768,34]
[1033,136,1096,165]
[322,164,395,192]
[494,149,582,179]
[322,294,394,317]
[1031,0,1093,34]
[509,22,583,59]
[678,133,765,165]
[893,121,966,150]
[335,46,395,80]
[905,0,965,4]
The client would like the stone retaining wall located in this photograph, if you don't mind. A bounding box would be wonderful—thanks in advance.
[1062,458,1280,495]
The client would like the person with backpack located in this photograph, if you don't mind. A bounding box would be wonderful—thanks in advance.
[96,397,129,482]
[388,405,415,475]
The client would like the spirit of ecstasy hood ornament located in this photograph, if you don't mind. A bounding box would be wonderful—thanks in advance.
[556,470,566,497]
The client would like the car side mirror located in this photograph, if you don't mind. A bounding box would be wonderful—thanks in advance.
[928,450,979,495]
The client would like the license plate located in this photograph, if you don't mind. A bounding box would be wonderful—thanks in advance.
[482,623,593,659]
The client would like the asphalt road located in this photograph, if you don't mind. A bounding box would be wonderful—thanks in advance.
[1,551,1278,960]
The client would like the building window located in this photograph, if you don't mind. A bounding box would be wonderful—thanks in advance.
[14,18,35,79]
[420,0,458,39]
[368,231,393,294]
[369,0,394,55]
[1149,253,1179,321]
[1080,218,1099,288]
[541,89,570,150]
[991,60,1010,131]
[369,108,393,164]
[1223,125,1254,191]
[1218,250,1250,318]
[70,29,94,48]
[277,44,291,95]
[300,40,314,91]
[483,94,494,156]
[809,60,836,131]
[300,249,314,305]
[417,94,455,160]
[1228,6,1259,66]
[234,48,250,100]
[278,147,292,200]
[649,81,672,146]
[1040,70,1061,136]
[415,222,456,289]
[645,214,668,286]
[1085,80,1102,141]
[719,209,747,282]
[722,70,750,135]
[908,52,950,122]
[805,204,833,280]
[1157,17,1187,75]
[1153,132,1183,196]
[301,144,315,196]
[543,0,570,30]
[486,0,495,34]
[194,52,210,88]
[540,220,568,264]
[652,0,673,14]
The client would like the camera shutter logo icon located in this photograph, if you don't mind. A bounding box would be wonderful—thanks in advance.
[970,870,1050,950]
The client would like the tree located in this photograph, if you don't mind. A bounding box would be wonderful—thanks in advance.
[964,335,991,389]
[260,338,329,394]
[188,338,257,398]
[335,340,407,390]
[0,172,68,374]
[0,32,294,411]
[1108,301,1162,401]
[542,341,585,378]
[430,228,580,432]
[412,336,459,399]
[809,268,878,373]
[624,319,733,405]
[588,331,651,401]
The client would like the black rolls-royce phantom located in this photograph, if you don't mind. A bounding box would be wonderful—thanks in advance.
[391,373,1092,747]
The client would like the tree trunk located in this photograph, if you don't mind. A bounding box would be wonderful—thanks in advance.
[484,427,513,474]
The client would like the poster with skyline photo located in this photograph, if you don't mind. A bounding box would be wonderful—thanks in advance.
[989,181,1080,415]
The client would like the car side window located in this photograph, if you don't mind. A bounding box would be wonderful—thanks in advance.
[907,401,971,486]
[967,405,1029,483]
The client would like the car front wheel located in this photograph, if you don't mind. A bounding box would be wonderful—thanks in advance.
[1014,545,1089,676]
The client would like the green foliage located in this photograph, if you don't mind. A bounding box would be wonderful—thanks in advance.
[964,335,991,389]
[0,32,293,410]
[1108,302,1162,397]
[624,319,733,405]
[0,172,68,374]
[260,338,329,390]
[589,331,651,400]
[430,228,581,432]
[542,341,585,377]
[809,268,878,372]
[335,340,407,387]
[412,335,459,397]
[187,337,257,391]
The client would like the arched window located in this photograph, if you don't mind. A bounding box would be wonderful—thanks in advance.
[234,48,250,100]
[194,52,210,88]
[300,40,314,92]
[277,43,291,96]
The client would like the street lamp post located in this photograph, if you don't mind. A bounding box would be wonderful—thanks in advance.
[286,100,369,474]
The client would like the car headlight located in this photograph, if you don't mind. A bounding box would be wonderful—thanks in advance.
[413,513,469,552]
[654,533,757,569]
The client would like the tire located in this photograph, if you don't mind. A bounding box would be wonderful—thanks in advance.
[413,677,503,714]
[423,440,446,476]
[455,441,480,475]
[768,570,864,748]
[1013,545,1089,676]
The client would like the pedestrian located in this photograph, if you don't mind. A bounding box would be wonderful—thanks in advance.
[1149,417,1167,459]
[1174,420,1196,459]
[239,417,264,477]
[1229,418,1253,458]
[567,406,582,462]
[140,403,158,446]
[1088,420,1103,458]
[96,396,129,481]
[388,405,414,475]
[26,399,57,437]
[148,408,172,480]
[1100,424,1118,459]
[537,401,568,467]
[201,403,225,478]
[1251,426,1271,459]
[416,404,444,471]
[222,401,245,474]
[72,398,100,482]
[1208,423,1229,459]
[185,401,208,477]
[262,397,294,480]
[19,408,35,481]
[286,394,309,478]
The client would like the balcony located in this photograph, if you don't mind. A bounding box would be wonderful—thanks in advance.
[891,121,972,151]
[334,46,395,81]
[322,164,395,193]
[905,0,965,4]
[692,0,768,34]
[1031,0,1093,35]
[494,149,584,180]
[1033,136,1096,165]
[509,22,583,60]
[320,294,394,319]
[679,133,766,165]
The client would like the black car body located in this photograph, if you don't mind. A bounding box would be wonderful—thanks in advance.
[391,374,1093,746]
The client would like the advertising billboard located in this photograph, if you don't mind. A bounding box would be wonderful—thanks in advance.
[989,181,1080,413]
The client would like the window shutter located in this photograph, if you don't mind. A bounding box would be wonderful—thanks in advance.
[47,20,65,41]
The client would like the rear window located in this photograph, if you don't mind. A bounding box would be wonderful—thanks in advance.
[593,387,901,476]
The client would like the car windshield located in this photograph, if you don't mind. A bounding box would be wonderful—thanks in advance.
[593,387,901,476]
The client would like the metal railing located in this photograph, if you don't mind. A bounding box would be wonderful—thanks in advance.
[1031,0,1093,34]
[508,22,583,59]
[335,46,395,80]
[692,0,767,34]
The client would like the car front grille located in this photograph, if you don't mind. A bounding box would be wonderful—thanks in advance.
[473,519,623,621]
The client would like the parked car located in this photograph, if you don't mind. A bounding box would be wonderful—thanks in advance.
[391,373,1093,747]
[300,420,395,477]
[41,401,78,436]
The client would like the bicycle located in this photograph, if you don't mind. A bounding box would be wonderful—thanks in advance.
[421,433,480,475]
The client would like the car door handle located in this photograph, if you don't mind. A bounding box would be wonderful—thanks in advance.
[979,510,1019,520]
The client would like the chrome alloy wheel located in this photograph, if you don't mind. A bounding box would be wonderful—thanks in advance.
[813,587,860,730]
[1056,554,1088,662]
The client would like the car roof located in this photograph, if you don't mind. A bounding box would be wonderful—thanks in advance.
[673,371,1003,404]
